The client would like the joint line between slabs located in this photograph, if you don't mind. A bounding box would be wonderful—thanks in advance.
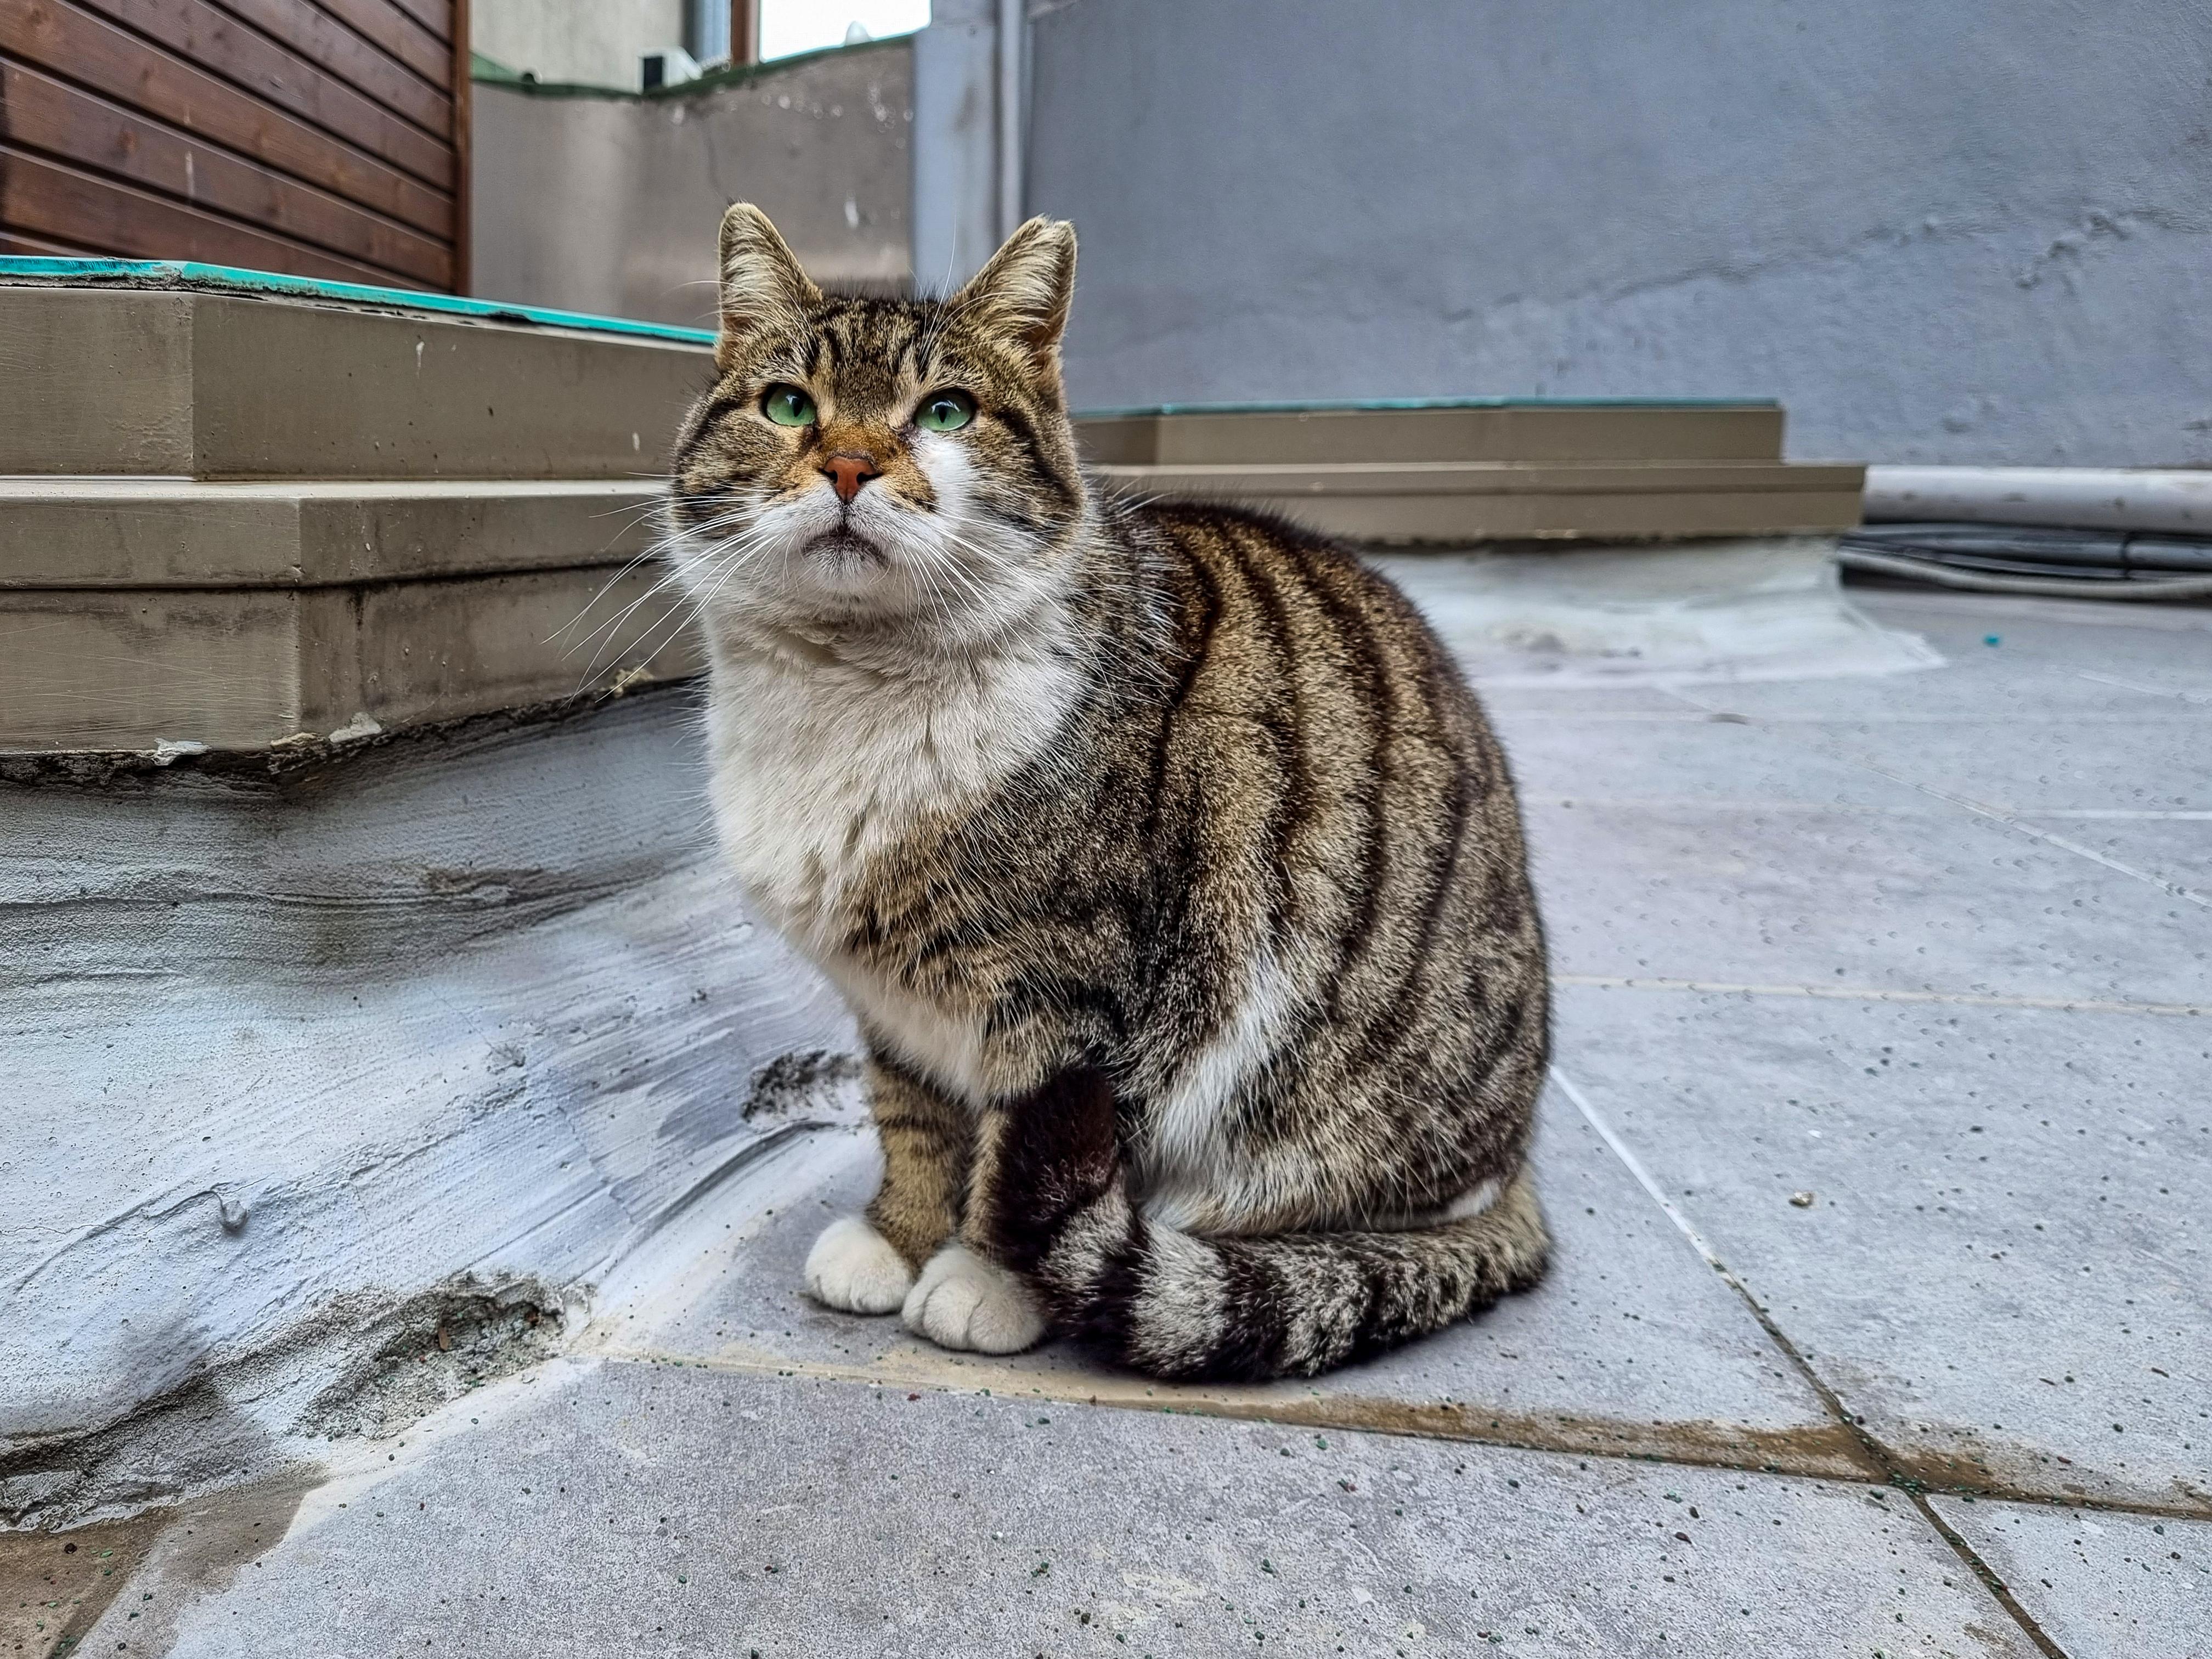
[1554,975,2208,1018]
[1551,1063,2073,1658]
[1876,769,2210,912]
[593,1344,1849,1486]
[2077,669,2212,708]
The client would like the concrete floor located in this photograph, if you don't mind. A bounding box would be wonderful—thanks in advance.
[21,585,2211,1657]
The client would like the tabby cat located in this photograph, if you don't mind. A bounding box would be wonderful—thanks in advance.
[665,204,1551,1381]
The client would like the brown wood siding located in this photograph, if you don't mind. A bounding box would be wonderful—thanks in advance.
[312,0,450,89]
[0,222,94,254]
[382,0,448,44]
[0,0,469,291]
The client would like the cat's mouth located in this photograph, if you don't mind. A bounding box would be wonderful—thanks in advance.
[800,527,888,563]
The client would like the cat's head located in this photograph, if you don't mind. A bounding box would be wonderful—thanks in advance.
[667,204,1086,644]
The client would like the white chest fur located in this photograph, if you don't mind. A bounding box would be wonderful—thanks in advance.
[701,629,1080,1101]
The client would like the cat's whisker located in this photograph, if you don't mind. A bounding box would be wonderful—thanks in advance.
[551,501,755,644]
[555,526,719,654]
[549,524,693,646]
[567,519,772,679]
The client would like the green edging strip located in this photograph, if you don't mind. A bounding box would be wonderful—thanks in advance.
[469,49,527,84]
[469,33,911,102]
[0,257,718,346]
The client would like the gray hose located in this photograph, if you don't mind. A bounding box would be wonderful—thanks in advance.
[1836,546,2212,601]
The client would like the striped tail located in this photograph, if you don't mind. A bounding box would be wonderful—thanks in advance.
[981,1069,1550,1383]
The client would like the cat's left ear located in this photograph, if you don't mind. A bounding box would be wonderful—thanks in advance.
[715,202,822,373]
[953,217,1077,375]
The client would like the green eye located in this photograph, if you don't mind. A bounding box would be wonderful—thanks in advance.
[915,389,977,433]
[762,385,817,427]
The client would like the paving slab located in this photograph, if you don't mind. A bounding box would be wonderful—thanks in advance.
[1929,1495,2212,1659]
[1739,706,2212,817]
[1554,983,2212,1514]
[1521,792,2211,1007]
[1850,590,2212,681]
[1488,703,1942,811]
[1475,683,1695,718]
[1678,610,2212,724]
[92,1363,2041,1659]
[1687,601,2212,820]
[586,1090,1865,1481]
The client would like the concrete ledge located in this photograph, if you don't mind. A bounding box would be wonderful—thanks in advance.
[1100,461,1865,542]
[1077,400,1787,465]
[0,478,664,587]
[0,565,698,753]
[0,283,711,479]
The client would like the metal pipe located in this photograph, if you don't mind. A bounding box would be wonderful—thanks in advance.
[1864,466,2212,537]
[996,0,1023,237]
[1837,546,2212,601]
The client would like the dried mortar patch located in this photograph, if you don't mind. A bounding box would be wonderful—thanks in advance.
[303,1284,567,1442]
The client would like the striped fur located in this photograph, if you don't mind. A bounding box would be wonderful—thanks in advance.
[669,206,1550,1381]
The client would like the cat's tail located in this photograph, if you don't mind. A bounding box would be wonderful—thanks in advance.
[981,1069,1549,1383]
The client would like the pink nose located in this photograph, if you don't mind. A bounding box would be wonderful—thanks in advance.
[821,452,880,503]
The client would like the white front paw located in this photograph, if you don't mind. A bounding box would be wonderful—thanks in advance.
[901,1243,1046,1354]
[804,1216,915,1314]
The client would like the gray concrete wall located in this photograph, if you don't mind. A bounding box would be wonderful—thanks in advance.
[472,0,686,89]
[1024,2,2212,465]
[472,41,913,329]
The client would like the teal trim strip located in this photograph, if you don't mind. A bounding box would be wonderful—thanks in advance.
[0,257,718,346]
[1075,396,1780,417]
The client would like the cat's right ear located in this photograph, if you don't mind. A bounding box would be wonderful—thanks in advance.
[715,203,821,372]
[952,217,1077,377]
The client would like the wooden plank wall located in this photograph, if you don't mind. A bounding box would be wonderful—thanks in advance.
[0,0,470,291]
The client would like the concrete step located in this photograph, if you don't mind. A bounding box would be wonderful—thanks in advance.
[0,263,1866,760]
[0,566,698,753]
[0,477,662,587]
[0,270,712,480]
[1095,459,1865,542]
[0,470,684,757]
[1079,398,1788,466]
[0,266,704,755]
